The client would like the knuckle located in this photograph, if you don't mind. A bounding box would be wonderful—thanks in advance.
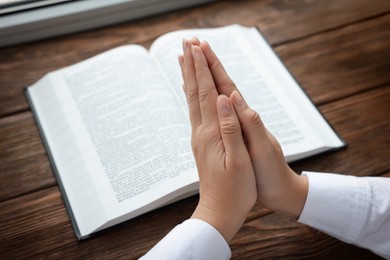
[223,82,237,91]
[186,88,198,103]
[198,88,210,104]
[220,119,240,135]
[246,109,263,126]
[201,125,217,138]
[210,60,220,70]
[199,126,219,144]
[268,132,283,152]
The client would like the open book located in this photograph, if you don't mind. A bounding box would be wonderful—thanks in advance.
[26,24,345,240]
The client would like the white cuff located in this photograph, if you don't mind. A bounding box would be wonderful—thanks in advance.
[142,218,231,260]
[298,171,370,243]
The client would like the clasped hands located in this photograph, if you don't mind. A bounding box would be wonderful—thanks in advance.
[179,38,309,242]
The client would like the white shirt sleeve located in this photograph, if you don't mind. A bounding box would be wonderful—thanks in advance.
[298,171,390,259]
[141,218,231,260]
[143,172,389,259]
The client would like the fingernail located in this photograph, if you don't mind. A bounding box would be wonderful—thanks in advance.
[232,90,246,107]
[182,39,187,52]
[200,40,208,50]
[191,45,198,59]
[218,95,231,113]
[192,36,199,43]
[178,55,183,66]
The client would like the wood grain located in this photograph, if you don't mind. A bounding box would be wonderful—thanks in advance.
[0,187,197,259]
[1,0,389,259]
[0,183,384,259]
[290,85,390,176]
[0,111,54,202]
[0,0,389,116]
[276,13,390,105]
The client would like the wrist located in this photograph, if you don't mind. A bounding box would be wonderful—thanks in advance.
[191,201,247,242]
[273,170,309,218]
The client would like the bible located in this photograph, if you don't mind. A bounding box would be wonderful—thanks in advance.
[26,24,345,240]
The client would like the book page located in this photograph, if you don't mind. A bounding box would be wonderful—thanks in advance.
[149,25,343,161]
[28,45,197,236]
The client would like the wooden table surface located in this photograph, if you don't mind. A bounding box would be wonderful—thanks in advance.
[1,0,389,259]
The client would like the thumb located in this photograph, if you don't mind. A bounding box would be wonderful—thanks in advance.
[216,95,247,158]
[230,90,268,147]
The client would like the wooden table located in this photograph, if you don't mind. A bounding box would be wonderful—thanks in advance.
[1,0,389,258]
